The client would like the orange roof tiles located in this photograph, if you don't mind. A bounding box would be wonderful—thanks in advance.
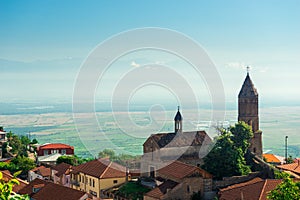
[52,162,72,177]
[219,178,283,200]
[38,143,74,150]
[31,166,51,177]
[71,159,126,179]
[277,161,300,175]
[145,180,178,199]
[263,154,281,163]
[157,160,212,180]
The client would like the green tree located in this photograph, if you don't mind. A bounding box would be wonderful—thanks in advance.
[10,156,36,175]
[30,138,38,144]
[98,149,116,159]
[0,171,29,200]
[202,122,252,179]
[57,155,77,166]
[267,176,300,200]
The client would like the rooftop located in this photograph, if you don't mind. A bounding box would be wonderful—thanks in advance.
[144,180,178,199]
[19,178,86,200]
[277,161,300,175]
[38,143,74,150]
[263,154,281,163]
[31,166,51,177]
[71,159,126,179]
[238,73,258,98]
[0,170,28,192]
[52,162,72,177]
[158,160,212,180]
[218,177,299,200]
[145,130,211,149]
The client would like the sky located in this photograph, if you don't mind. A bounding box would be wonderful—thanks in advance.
[0,0,299,107]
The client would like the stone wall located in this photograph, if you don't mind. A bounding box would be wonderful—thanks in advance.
[213,172,261,190]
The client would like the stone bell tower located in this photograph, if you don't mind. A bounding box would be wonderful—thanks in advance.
[238,69,262,157]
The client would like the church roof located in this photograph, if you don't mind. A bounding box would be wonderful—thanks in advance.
[174,110,182,121]
[144,131,211,149]
[238,73,258,98]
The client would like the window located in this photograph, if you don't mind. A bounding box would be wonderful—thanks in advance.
[61,149,66,155]
[93,179,95,187]
[150,166,155,178]
[113,180,118,184]
[253,148,256,153]
[79,175,81,182]
[187,185,190,193]
[89,178,92,186]
[43,150,48,155]
[89,190,97,197]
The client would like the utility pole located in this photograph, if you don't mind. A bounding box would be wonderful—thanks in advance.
[285,136,288,164]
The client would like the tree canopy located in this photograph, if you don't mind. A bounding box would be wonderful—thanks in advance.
[202,121,253,179]
[267,176,300,200]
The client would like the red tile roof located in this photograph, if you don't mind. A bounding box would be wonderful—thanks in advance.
[52,162,72,177]
[38,143,74,150]
[157,160,212,180]
[0,170,28,192]
[263,154,281,163]
[71,159,126,179]
[145,180,178,199]
[219,178,283,200]
[277,161,300,175]
[19,178,86,200]
[31,166,51,177]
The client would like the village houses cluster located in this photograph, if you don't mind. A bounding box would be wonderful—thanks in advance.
[1,72,300,200]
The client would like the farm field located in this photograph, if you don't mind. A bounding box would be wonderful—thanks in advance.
[1,106,300,158]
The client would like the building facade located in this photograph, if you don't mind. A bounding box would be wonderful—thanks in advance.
[37,143,74,156]
[70,159,127,198]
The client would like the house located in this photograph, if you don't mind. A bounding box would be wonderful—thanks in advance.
[276,160,300,178]
[28,165,51,182]
[263,153,282,165]
[70,158,127,199]
[19,178,89,200]
[144,161,213,200]
[37,152,64,166]
[141,108,212,177]
[0,170,28,193]
[51,162,72,187]
[218,177,300,200]
[37,143,74,156]
[0,126,7,158]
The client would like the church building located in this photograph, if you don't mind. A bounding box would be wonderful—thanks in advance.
[238,71,263,157]
[141,107,212,177]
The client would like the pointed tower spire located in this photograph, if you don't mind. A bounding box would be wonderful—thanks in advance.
[174,106,182,133]
[238,70,262,157]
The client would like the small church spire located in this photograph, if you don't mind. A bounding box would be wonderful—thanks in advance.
[174,106,182,133]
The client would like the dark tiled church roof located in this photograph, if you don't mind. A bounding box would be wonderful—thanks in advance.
[238,73,258,98]
[147,131,211,148]
[174,110,182,121]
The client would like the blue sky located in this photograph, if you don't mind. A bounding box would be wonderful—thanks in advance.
[0,0,299,106]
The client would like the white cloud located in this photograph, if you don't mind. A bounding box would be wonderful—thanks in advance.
[131,61,140,67]
[225,62,247,70]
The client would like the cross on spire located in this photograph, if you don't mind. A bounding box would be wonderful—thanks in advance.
[246,66,250,75]
[177,106,180,111]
